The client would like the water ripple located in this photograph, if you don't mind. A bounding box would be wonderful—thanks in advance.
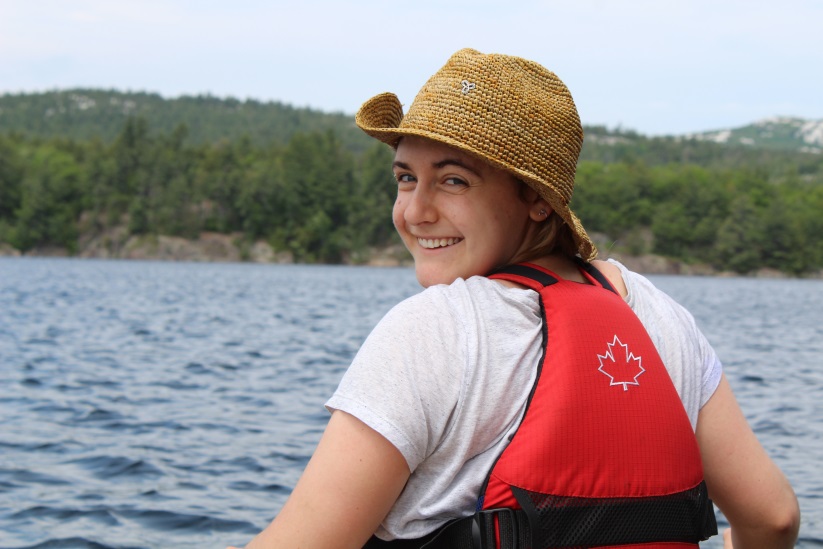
[1,259,819,547]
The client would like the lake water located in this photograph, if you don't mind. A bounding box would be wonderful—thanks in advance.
[0,258,821,548]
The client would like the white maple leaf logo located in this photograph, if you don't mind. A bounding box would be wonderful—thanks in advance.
[597,335,645,391]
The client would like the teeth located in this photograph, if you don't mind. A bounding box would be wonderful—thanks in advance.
[418,237,462,249]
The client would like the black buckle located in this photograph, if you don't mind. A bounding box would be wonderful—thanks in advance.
[473,508,520,549]
[470,513,483,549]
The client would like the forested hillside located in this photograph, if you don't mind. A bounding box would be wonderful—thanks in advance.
[0,89,373,150]
[1,90,822,274]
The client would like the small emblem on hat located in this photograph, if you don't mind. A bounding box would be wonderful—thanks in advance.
[461,80,476,95]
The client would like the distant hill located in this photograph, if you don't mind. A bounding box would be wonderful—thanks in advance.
[0,88,374,152]
[2,89,822,156]
[685,117,823,155]
[1,89,822,179]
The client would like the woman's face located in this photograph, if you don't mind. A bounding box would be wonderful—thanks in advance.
[392,136,541,287]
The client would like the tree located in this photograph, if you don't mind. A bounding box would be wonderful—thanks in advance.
[279,130,357,262]
[349,142,397,249]
[235,155,283,239]
[12,145,82,251]
[714,195,764,273]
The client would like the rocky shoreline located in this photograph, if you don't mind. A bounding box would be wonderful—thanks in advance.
[0,231,818,279]
[0,231,414,268]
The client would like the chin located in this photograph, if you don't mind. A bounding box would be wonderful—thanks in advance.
[414,264,468,288]
[415,269,452,288]
[416,274,447,288]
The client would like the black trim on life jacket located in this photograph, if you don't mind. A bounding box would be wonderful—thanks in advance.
[511,480,716,548]
[474,263,553,514]
[364,508,530,549]
[573,256,618,294]
[490,259,618,296]
[370,478,717,548]
[489,263,560,288]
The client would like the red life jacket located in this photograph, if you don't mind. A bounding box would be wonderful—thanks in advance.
[365,262,716,549]
[471,261,716,548]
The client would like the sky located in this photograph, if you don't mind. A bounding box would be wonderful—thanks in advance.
[0,0,821,136]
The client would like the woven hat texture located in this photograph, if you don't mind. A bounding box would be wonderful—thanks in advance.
[355,48,596,261]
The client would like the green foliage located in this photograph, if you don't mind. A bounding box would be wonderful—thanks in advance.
[0,95,821,274]
[714,196,765,274]
[0,135,24,222]
[351,143,398,249]
[0,114,402,264]
[573,155,823,274]
[574,162,654,237]
[11,144,83,252]
[275,130,357,262]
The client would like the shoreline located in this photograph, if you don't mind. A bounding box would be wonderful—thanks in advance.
[1,234,820,279]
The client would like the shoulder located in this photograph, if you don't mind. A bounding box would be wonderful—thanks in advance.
[603,260,692,319]
[352,276,542,394]
[591,259,629,297]
[599,258,697,331]
[384,276,539,330]
[356,276,538,373]
[331,277,541,471]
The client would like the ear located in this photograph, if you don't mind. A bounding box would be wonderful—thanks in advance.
[518,182,552,222]
[529,200,553,222]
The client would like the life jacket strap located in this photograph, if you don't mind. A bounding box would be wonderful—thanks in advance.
[421,507,530,549]
[365,480,717,548]
[488,260,619,296]
[363,508,530,549]
[573,256,618,294]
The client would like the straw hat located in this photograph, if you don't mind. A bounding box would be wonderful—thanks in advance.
[355,48,596,261]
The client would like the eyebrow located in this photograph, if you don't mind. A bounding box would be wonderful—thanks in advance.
[392,158,482,178]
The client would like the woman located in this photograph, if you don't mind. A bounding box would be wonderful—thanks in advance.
[235,49,799,548]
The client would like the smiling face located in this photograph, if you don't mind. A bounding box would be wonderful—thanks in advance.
[392,136,544,287]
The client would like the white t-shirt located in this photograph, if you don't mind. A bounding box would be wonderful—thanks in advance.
[326,260,722,540]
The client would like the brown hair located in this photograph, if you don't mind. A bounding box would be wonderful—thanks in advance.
[509,181,578,264]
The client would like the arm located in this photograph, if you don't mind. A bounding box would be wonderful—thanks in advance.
[242,410,411,549]
[696,375,800,548]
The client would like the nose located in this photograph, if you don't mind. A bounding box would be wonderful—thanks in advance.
[401,183,437,226]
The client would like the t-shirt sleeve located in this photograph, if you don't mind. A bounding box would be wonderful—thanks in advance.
[326,288,466,471]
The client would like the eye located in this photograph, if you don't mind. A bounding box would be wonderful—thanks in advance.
[394,172,416,189]
[443,177,468,187]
